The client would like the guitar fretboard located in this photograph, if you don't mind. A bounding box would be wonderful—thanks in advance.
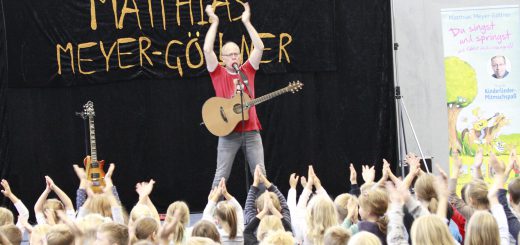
[88,116,97,163]
[246,87,292,108]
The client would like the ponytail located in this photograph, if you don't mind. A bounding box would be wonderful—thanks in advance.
[216,202,238,239]
[376,216,389,235]
[428,197,439,214]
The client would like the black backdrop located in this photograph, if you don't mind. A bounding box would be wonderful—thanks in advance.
[0,0,396,216]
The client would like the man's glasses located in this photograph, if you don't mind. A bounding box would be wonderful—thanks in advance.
[222,53,240,57]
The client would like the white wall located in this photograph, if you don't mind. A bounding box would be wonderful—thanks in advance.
[391,0,519,171]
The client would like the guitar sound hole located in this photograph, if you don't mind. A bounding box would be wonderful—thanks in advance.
[91,173,100,178]
[233,104,243,114]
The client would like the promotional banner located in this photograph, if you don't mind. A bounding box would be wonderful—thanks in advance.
[442,5,520,190]
[4,0,335,87]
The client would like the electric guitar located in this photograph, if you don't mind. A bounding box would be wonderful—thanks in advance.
[82,101,106,193]
[202,81,303,136]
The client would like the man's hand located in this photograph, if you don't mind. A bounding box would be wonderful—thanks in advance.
[205,5,219,24]
[241,2,251,24]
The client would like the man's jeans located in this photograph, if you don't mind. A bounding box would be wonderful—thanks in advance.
[212,131,266,187]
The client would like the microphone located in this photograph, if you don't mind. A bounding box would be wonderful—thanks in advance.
[232,63,240,73]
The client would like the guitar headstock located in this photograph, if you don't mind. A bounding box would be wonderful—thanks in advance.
[83,101,95,117]
[287,80,304,93]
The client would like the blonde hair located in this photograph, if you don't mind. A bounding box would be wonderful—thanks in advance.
[324,226,351,245]
[84,194,113,218]
[259,230,295,245]
[45,224,74,245]
[165,201,190,244]
[0,207,14,226]
[347,231,381,245]
[43,199,65,223]
[414,174,439,213]
[465,179,489,209]
[334,194,355,222]
[411,215,455,245]
[187,236,218,245]
[191,220,221,243]
[97,222,129,245]
[358,188,389,234]
[257,215,284,241]
[134,217,159,241]
[130,204,153,223]
[256,192,282,212]
[465,211,500,245]
[306,195,339,245]
[0,224,22,245]
[215,201,238,239]
[30,224,52,245]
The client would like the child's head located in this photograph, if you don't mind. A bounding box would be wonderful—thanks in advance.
[186,237,219,245]
[508,177,520,206]
[257,215,284,241]
[465,211,499,245]
[414,174,439,213]
[85,194,113,218]
[130,204,153,223]
[29,224,51,245]
[166,201,190,243]
[43,199,65,223]
[259,230,295,245]
[465,179,489,209]
[191,220,221,243]
[215,201,238,239]
[347,231,381,245]
[0,207,14,226]
[256,192,281,213]
[334,194,355,222]
[306,195,338,245]
[95,222,129,245]
[134,217,159,241]
[358,188,389,234]
[45,224,74,245]
[411,215,455,245]
[324,226,351,245]
[0,224,22,245]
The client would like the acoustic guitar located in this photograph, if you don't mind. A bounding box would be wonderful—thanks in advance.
[82,101,106,193]
[202,81,303,136]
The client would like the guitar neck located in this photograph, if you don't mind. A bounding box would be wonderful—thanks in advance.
[88,116,98,163]
[246,86,292,108]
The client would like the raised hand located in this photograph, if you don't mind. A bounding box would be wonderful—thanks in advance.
[73,164,87,181]
[346,197,359,223]
[103,163,115,190]
[253,165,262,187]
[305,165,315,190]
[349,163,357,185]
[489,152,505,175]
[474,148,484,169]
[45,176,55,191]
[136,179,155,198]
[451,151,463,178]
[241,2,251,24]
[361,165,375,184]
[506,149,518,176]
[300,176,307,189]
[205,5,219,24]
[289,173,299,189]
[0,179,12,198]
[406,153,422,176]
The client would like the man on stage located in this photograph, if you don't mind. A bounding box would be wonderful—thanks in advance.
[203,3,266,187]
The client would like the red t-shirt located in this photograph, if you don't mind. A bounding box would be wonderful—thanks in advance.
[209,61,262,132]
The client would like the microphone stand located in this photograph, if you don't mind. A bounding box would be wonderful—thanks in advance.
[234,65,251,193]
